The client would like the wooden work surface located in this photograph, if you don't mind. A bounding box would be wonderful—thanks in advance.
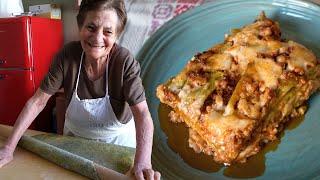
[0,125,88,179]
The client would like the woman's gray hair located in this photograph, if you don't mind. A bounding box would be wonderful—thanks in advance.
[77,0,127,35]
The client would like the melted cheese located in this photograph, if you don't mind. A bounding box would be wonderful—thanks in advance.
[287,41,317,71]
[254,59,282,88]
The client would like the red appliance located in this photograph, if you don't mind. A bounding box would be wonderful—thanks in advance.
[0,16,63,130]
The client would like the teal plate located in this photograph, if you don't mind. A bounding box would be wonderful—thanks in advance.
[136,0,320,179]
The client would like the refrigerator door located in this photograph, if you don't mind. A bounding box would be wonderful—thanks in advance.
[30,17,63,89]
[0,17,32,69]
[0,70,35,127]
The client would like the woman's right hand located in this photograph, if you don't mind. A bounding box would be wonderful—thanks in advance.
[0,146,14,168]
[0,88,51,168]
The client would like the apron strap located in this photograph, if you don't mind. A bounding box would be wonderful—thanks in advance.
[76,51,110,95]
[75,51,85,92]
[105,53,110,95]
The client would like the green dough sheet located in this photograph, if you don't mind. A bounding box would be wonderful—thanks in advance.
[18,134,135,179]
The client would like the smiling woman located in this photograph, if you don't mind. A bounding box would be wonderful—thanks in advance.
[77,1,120,61]
[0,0,160,179]
[79,10,118,81]
[79,10,117,60]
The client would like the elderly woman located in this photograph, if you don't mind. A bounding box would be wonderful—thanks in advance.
[0,0,160,179]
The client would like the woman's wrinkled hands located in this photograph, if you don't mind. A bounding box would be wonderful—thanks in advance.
[133,163,161,180]
[0,146,14,168]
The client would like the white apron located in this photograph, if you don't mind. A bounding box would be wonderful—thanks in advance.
[63,51,136,148]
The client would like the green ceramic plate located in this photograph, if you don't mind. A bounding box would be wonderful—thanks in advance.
[136,0,320,179]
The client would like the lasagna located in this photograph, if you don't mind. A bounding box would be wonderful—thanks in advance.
[156,12,320,165]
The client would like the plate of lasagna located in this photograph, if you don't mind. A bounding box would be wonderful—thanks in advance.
[136,0,320,179]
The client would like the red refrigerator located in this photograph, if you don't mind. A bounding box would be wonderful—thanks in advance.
[0,16,63,130]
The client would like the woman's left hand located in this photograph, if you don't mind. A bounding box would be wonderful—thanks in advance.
[130,101,161,180]
[133,164,161,180]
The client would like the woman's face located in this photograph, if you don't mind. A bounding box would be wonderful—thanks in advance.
[79,9,118,60]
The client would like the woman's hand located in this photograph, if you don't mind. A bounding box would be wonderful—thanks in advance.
[0,146,14,168]
[130,101,161,180]
[0,88,52,169]
[133,163,161,180]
